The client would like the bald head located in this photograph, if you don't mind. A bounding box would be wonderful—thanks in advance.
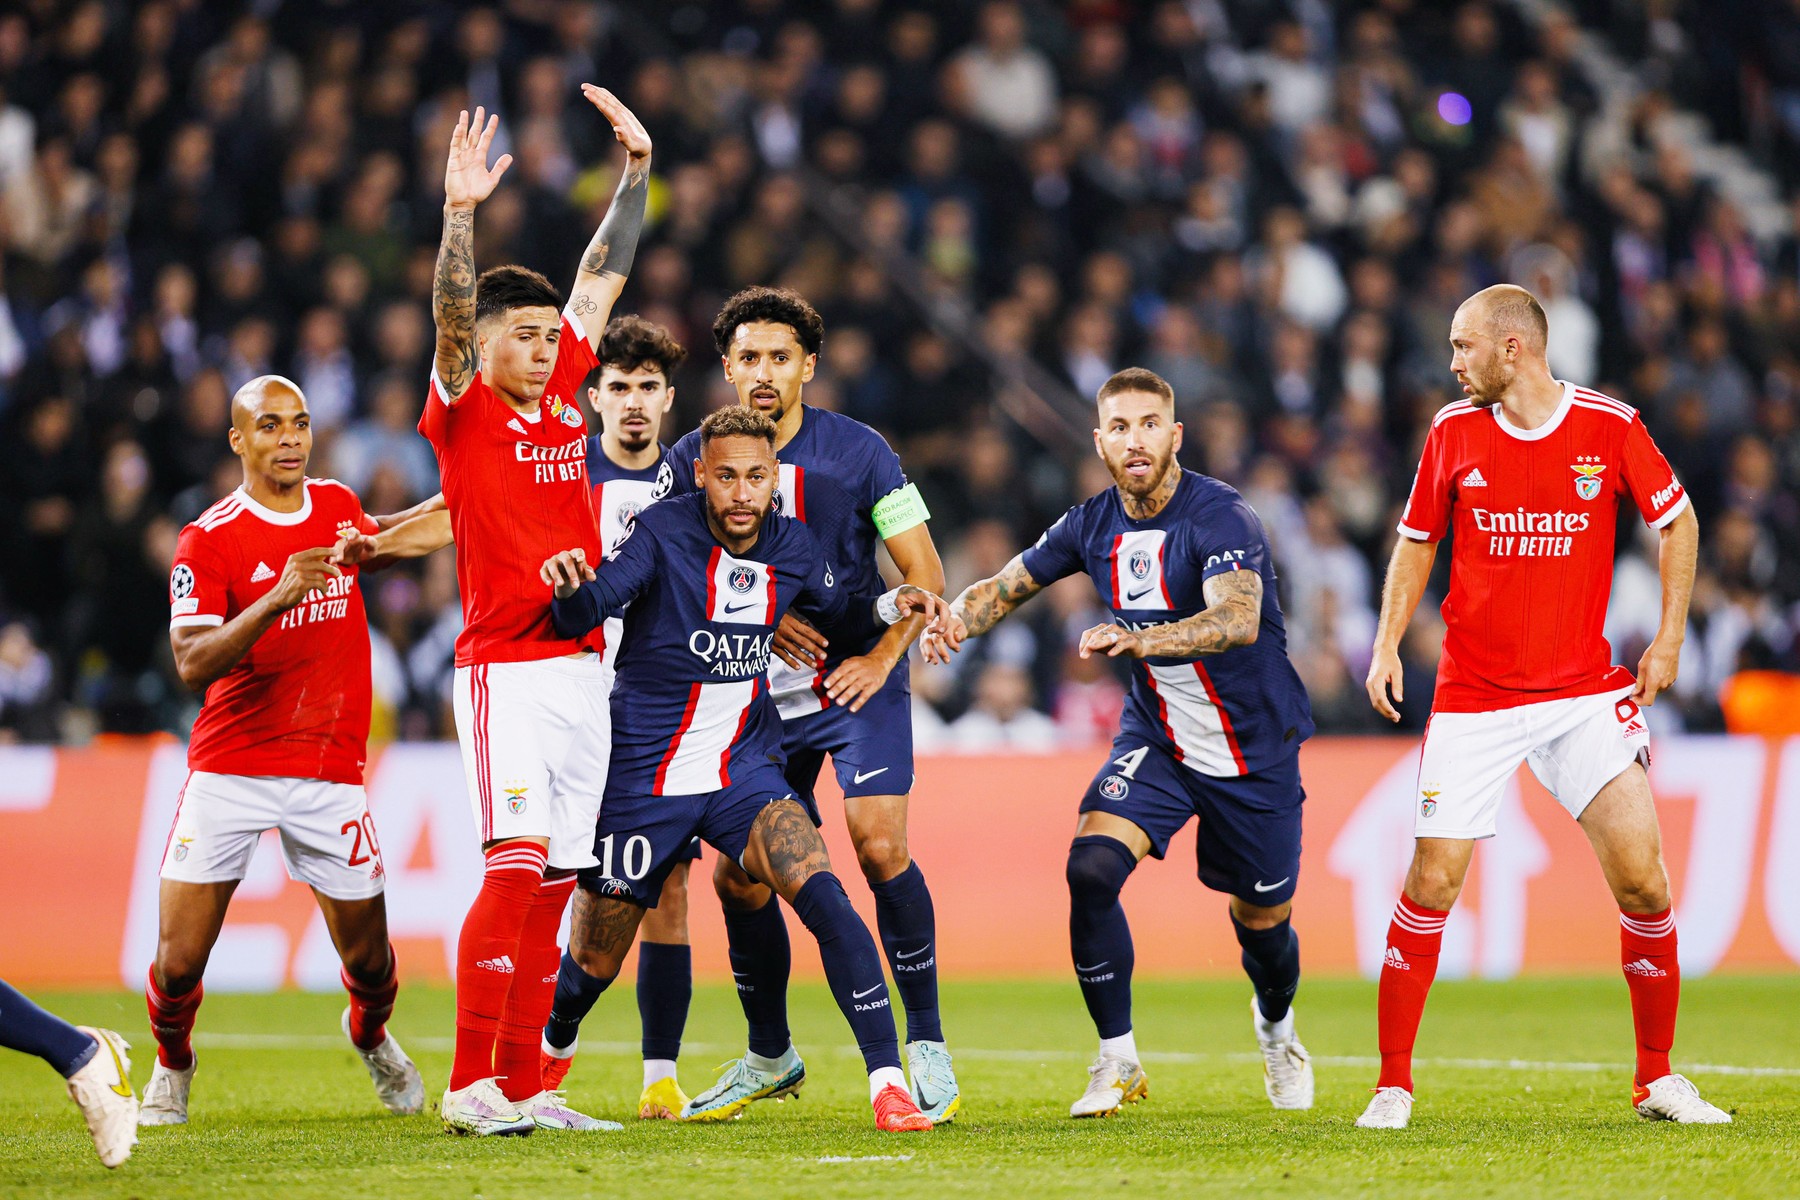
[231,374,307,432]
[1457,284,1548,355]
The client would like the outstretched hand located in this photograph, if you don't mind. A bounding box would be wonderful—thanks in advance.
[443,106,512,208]
[580,85,652,163]
[1078,622,1145,659]
[540,548,596,600]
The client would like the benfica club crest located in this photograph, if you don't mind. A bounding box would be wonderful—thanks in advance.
[1572,457,1606,501]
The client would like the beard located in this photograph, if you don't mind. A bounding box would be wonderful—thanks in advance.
[613,420,653,452]
[1108,446,1177,499]
[706,495,769,541]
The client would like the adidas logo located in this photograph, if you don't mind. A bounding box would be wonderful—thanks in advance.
[508,418,527,435]
[251,561,275,583]
[1623,957,1666,978]
[1461,468,1488,487]
[475,955,515,973]
[1383,946,1411,971]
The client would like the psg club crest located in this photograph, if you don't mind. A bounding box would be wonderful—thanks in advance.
[1420,789,1439,818]
[728,565,757,594]
[1571,457,1606,501]
[1099,774,1130,801]
[1128,549,1152,580]
[617,501,641,526]
[548,395,583,428]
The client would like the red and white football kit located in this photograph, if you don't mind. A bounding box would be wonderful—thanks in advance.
[162,480,386,899]
[419,307,611,870]
[1398,381,1689,838]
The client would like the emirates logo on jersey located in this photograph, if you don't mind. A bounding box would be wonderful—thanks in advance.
[1572,457,1606,501]
[1128,549,1152,579]
[727,565,757,594]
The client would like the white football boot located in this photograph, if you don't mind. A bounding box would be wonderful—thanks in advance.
[138,1055,196,1126]
[341,1007,425,1115]
[1069,1054,1149,1118]
[66,1028,138,1167]
[513,1090,623,1131]
[1355,1086,1414,1129]
[440,1078,535,1136]
[1634,1074,1731,1124]
[1252,998,1314,1110]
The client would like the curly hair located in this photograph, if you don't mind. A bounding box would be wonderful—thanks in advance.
[698,405,778,448]
[596,315,687,381]
[711,286,825,357]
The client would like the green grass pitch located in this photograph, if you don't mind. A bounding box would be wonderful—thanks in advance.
[2,976,1795,1198]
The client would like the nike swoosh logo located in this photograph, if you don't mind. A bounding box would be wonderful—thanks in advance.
[895,944,931,960]
[1253,877,1291,893]
[723,601,759,614]
[1075,961,1109,972]
[852,984,883,999]
[851,767,889,784]
[99,1034,131,1098]
[1126,584,1157,601]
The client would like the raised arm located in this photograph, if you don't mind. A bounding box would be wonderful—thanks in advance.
[1076,571,1263,661]
[1365,535,1438,722]
[1632,503,1698,706]
[368,492,445,532]
[435,108,512,402]
[566,85,652,350]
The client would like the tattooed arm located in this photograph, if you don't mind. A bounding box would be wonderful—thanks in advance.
[566,85,653,350]
[1078,571,1263,660]
[950,556,1046,639]
[434,108,512,402]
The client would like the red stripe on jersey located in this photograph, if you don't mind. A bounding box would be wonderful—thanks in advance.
[1142,669,1185,765]
[809,665,830,709]
[655,683,705,794]
[717,679,758,787]
[1108,534,1125,607]
[1190,660,1248,774]
[161,772,193,866]
[764,566,778,622]
[703,546,721,618]
[1156,540,1174,606]
[791,467,806,521]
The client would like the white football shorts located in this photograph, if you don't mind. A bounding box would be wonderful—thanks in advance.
[451,653,612,870]
[159,771,386,900]
[1414,686,1652,839]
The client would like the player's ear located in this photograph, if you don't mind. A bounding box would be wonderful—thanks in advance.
[692,456,704,483]
[1171,421,1184,454]
[227,425,243,456]
[801,353,816,383]
[662,386,675,413]
[720,354,733,383]
[1091,428,1104,459]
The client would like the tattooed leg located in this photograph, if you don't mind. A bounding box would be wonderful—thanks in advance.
[743,799,833,903]
[544,887,646,1054]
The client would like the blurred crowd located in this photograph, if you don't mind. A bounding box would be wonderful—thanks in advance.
[2,0,1798,748]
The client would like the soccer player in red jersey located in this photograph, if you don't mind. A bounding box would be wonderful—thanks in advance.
[1358,285,1726,1128]
[143,375,422,1127]
[421,90,650,1136]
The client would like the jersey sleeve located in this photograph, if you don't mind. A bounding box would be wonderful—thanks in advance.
[1621,415,1690,529]
[1397,421,1454,541]
[664,431,700,496]
[864,437,930,541]
[169,525,230,630]
[418,371,455,449]
[1192,497,1271,582]
[792,540,887,646]
[550,514,659,637]
[551,312,600,397]
[1019,507,1084,585]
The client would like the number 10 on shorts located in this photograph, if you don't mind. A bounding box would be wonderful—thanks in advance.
[597,833,651,880]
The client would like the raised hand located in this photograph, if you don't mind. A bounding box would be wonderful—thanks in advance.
[580,85,652,165]
[540,548,596,599]
[443,107,512,209]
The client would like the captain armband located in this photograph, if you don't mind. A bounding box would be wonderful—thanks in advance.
[871,483,930,538]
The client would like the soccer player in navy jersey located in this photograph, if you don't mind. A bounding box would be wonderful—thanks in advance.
[927,368,1318,1118]
[537,406,957,1132]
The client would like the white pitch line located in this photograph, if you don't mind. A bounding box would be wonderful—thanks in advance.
[189,1033,1800,1078]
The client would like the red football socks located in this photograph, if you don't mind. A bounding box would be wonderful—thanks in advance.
[341,945,399,1052]
[450,841,547,1091]
[145,968,203,1070]
[1376,895,1448,1092]
[1620,908,1679,1086]
[495,874,577,1101]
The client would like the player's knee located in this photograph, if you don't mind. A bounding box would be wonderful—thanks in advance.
[852,832,909,882]
[568,940,625,984]
[1613,867,1671,914]
[1066,836,1136,905]
[339,939,392,987]
[153,955,205,999]
[712,856,770,912]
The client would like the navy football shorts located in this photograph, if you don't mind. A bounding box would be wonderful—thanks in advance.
[1078,734,1304,906]
[577,767,819,907]
[782,681,916,805]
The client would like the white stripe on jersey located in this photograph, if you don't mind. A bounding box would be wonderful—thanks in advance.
[1112,530,1173,611]
[709,551,777,625]
[770,658,827,720]
[1143,661,1245,778]
[658,679,757,794]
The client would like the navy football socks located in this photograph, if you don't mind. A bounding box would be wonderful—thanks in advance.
[1066,836,1139,1039]
[1233,912,1301,1024]
[0,979,97,1078]
[869,861,944,1043]
[723,893,794,1059]
[789,872,903,1073]
[544,951,614,1052]
[635,942,692,1063]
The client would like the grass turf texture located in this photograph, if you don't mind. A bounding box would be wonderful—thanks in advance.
[1,977,1794,1199]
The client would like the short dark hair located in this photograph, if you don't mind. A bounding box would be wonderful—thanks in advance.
[712,286,824,357]
[699,405,778,448]
[1096,366,1175,408]
[596,315,687,383]
[474,265,562,326]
